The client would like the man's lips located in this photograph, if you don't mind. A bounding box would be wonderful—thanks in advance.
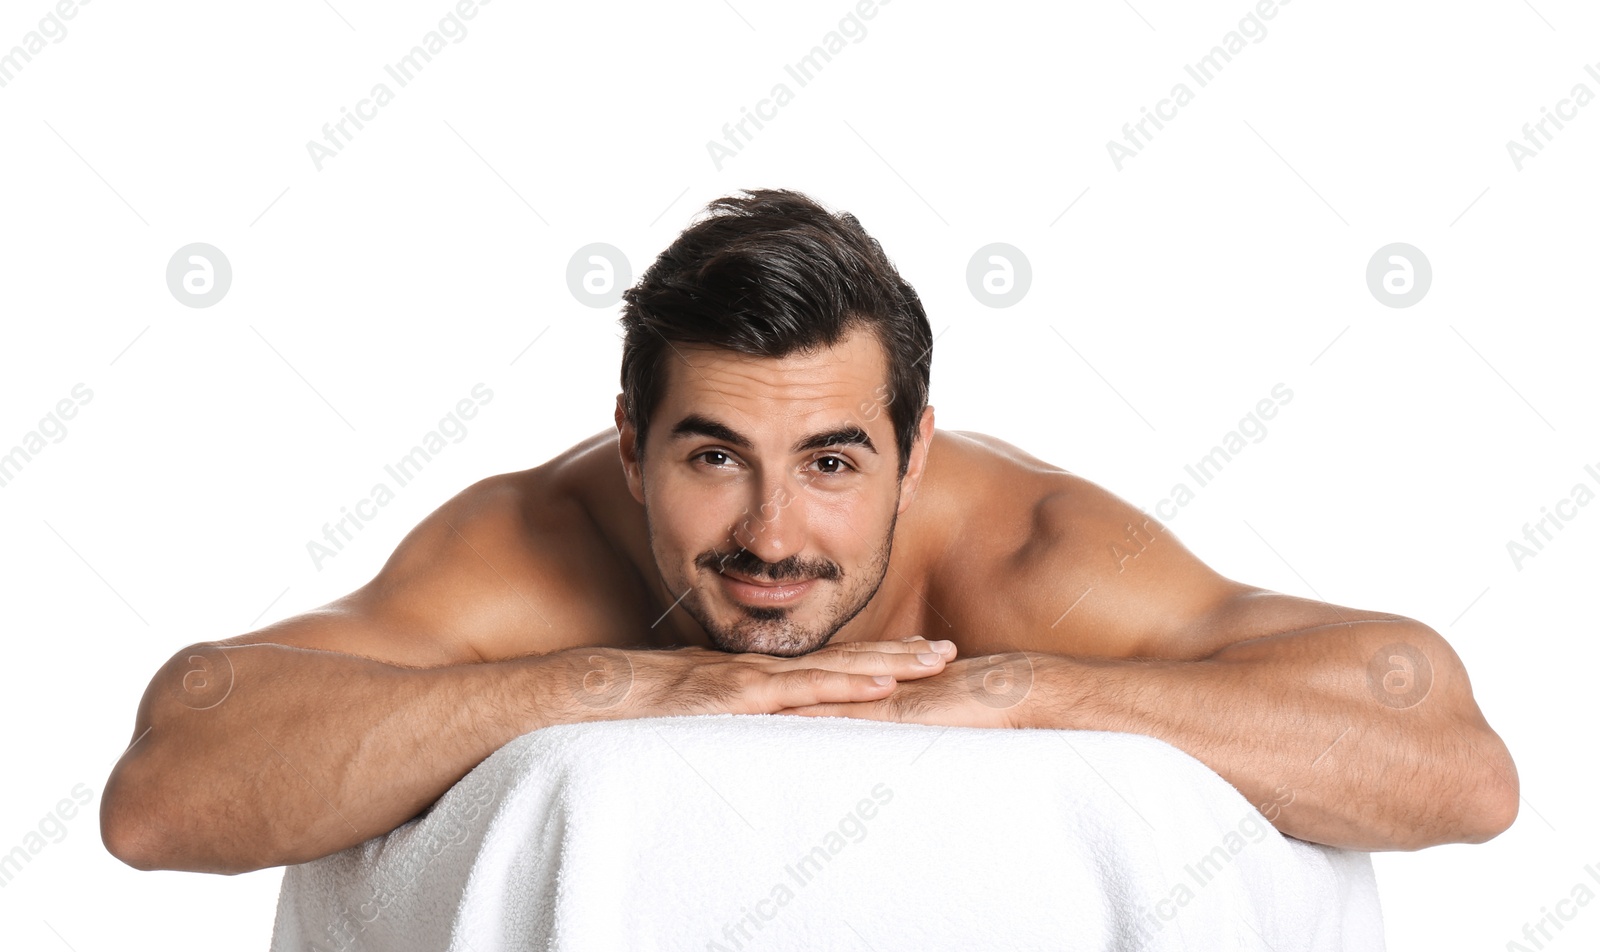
[716,568,819,606]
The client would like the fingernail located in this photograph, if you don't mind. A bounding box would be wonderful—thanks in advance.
[933,640,955,652]
[872,675,894,685]
[916,652,940,665]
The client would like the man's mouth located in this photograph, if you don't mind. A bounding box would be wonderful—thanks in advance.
[716,568,819,606]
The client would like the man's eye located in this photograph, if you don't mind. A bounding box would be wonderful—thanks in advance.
[693,452,851,474]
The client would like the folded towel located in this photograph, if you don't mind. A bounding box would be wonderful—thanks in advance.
[269,715,1385,951]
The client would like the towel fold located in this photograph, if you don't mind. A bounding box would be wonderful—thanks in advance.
[270,715,1385,951]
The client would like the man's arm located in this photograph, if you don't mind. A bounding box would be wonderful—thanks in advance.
[1014,611,1518,851]
[781,479,1519,851]
[1021,484,1520,851]
[106,637,954,874]
[103,639,562,874]
[101,477,952,874]
[785,597,1518,852]
[99,477,594,875]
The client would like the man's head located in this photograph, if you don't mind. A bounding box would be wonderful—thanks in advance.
[615,188,935,657]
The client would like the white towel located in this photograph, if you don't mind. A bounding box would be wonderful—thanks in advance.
[269,715,1385,951]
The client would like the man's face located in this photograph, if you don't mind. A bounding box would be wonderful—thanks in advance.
[621,327,920,657]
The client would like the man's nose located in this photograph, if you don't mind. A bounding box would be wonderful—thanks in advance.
[731,470,808,565]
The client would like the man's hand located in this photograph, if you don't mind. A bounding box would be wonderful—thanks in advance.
[776,649,1034,730]
[536,636,961,720]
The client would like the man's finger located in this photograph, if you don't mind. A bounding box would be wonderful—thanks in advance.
[769,644,952,680]
[829,636,949,654]
[763,668,898,709]
[778,702,887,720]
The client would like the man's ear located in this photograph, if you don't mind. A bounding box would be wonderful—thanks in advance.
[895,405,936,515]
[615,394,646,505]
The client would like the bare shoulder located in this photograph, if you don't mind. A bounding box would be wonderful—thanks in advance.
[937,429,1075,475]
[924,429,1404,661]
[223,431,652,667]
[922,430,1246,659]
[367,431,655,662]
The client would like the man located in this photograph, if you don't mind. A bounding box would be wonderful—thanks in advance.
[100,188,1517,876]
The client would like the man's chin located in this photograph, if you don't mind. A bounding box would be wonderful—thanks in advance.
[706,617,830,657]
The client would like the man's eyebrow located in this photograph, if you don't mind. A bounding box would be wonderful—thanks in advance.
[667,414,878,455]
[793,425,877,455]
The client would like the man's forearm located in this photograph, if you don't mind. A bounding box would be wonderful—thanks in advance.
[102,643,579,875]
[1018,619,1518,850]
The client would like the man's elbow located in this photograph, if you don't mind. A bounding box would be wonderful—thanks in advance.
[100,758,243,875]
[1463,746,1520,844]
[1408,623,1519,846]
[1444,727,1519,846]
[100,758,184,872]
[100,789,161,871]
[101,801,261,875]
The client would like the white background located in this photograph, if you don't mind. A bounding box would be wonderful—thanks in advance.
[1,0,1595,948]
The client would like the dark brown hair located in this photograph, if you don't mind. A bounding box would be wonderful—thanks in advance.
[619,188,932,478]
